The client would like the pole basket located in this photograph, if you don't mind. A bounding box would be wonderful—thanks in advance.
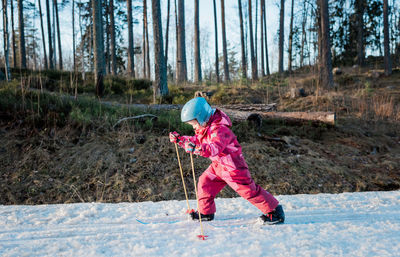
[197,235,208,240]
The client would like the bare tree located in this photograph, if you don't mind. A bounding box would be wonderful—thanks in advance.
[151,0,168,99]
[317,0,333,89]
[17,0,27,68]
[54,0,62,70]
[278,0,284,73]
[176,0,187,82]
[194,0,202,83]
[213,0,219,82]
[38,0,48,69]
[248,0,258,80]
[287,0,294,72]
[2,0,11,80]
[46,0,54,69]
[127,0,135,77]
[110,0,117,75]
[238,0,247,78]
[383,0,392,75]
[92,0,106,97]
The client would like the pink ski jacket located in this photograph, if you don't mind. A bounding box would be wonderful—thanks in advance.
[180,109,248,171]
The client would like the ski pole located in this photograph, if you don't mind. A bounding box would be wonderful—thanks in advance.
[190,152,208,240]
[174,142,192,213]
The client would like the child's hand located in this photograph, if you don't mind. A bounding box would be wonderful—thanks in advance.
[169,131,180,143]
[184,141,201,155]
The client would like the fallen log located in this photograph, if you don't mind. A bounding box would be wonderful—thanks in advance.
[219,107,336,127]
[217,103,277,112]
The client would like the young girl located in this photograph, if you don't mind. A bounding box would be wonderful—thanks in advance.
[169,97,284,225]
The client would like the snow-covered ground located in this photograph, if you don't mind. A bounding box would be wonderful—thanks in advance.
[1,191,400,257]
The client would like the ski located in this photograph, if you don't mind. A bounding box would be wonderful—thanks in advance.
[135,214,259,226]
[207,218,260,228]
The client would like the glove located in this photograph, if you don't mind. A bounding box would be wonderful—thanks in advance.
[169,131,180,143]
[183,140,201,155]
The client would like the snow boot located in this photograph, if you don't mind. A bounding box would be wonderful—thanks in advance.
[260,205,285,225]
[190,211,214,221]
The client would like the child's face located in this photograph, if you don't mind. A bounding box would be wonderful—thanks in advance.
[186,119,202,130]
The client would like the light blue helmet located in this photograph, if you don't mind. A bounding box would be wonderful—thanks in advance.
[181,97,215,126]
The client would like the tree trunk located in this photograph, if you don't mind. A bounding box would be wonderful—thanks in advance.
[145,3,150,79]
[17,0,26,68]
[254,0,258,75]
[105,0,110,74]
[213,0,219,83]
[238,0,246,79]
[174,0,178,80]
[10,0,16,68]
[2,0,11,80]
[165,0,171,67]
[355,0,364,67]
[143,0,151,79]
[260,0,264,77]
[92,0,106,97]
[143,0,147,78]
[317,0,333,89]
[110,0,117,75]
[72,0,76,72]
[220,0,229,82]
[383,0,392,76]
[248,0,258,80]
[263,0,270,75]
[46,0,54,69]
[151,0,168,99]
[38,0,48,69]
[52,2,57,66]
[194,0,202,83]
[278,0,284,73]
[127,0,135,77]
[54,0,63,70]
[287,0,294,72]
[78,2,85,80]
[355,7,365,65]
[300,0,308,68]
[176,0,187,83]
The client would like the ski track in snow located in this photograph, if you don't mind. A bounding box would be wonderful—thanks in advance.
[0,191,399,257]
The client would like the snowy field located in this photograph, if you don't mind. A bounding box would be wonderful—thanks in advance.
[1,191,399,257]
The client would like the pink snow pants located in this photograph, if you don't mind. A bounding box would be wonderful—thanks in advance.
[197,161,279,215]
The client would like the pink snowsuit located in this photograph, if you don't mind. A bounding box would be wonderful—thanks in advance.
[180,109,279,215]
